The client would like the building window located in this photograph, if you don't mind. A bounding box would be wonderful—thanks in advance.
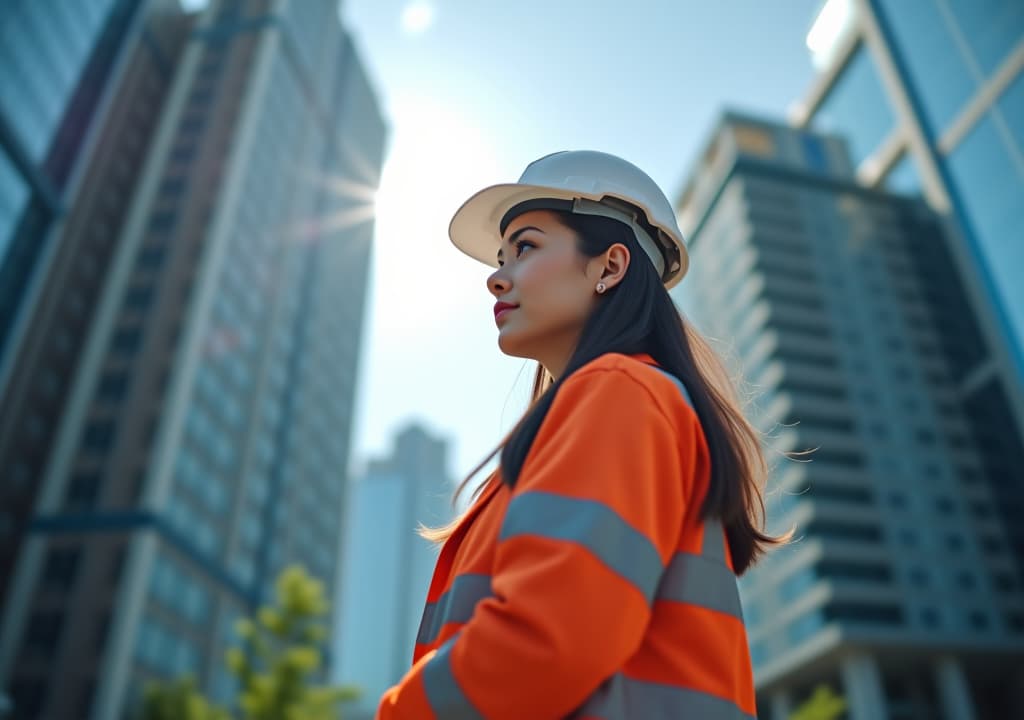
[113,327,142,354]
[66,473,100,509]
[98,372,129,402]
[817,560,891,583]
[126,284,153,311]
[993,573,1015,592]
[968,611,989,631]
[82,422,116,452]
[25,610,64,652]
[981,535,1004,553]
[824,602,903,625]
[42,548,80,590]
[956,572,976,590]
[806,520,881,542]
[935,496,955,514]
[137,245,166,270]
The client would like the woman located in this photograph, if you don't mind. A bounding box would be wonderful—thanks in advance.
[376,150,779,719]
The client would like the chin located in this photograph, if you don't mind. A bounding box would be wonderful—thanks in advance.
[496,330,534,359]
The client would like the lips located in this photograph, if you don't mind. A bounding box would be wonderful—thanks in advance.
[494,302,519,321]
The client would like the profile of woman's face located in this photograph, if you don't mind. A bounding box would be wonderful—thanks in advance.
[486,210,601,368]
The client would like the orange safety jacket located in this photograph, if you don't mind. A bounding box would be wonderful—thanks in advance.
[376,352,756,719]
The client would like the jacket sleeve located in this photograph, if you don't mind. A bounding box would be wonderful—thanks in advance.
[376,364,698,719]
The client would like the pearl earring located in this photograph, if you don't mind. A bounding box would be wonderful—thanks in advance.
[596,282,607,294]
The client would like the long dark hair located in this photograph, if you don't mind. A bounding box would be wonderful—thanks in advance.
[423,211,783,574]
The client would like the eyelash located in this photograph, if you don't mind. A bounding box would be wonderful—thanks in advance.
[497,239,535,267]
[514,239,534,258]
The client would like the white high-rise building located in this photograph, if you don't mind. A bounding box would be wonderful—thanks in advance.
[336,424,454,719]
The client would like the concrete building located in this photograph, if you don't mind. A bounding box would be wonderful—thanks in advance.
[792,0,1024,442]
[0,1,386,718]
[336,424,454,719]
[674,112,1024,720]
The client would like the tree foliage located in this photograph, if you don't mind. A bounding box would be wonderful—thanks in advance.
[789,684,847,720]
[139,565,359,720]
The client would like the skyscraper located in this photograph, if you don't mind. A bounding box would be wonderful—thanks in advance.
[674,111,1024,719]
[336,424,454,720]
[0,0,187,620]
[0,1,386,717]
[792,0,1024,428]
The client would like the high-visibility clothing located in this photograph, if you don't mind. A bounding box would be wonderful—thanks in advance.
[375,352,756,719]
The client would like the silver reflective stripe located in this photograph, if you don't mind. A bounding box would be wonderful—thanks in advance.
[656,520,742,618]
[417,574,493,646]
[422,636,486,720]
[499,492,664,603]
[655,552,743,618]
[571,674,756,720]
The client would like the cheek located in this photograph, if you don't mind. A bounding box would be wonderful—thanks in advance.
[517,258,591,321]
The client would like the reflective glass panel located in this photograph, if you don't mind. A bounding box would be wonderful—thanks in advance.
[877,0,976,132]
[947,114,1024,360]
[946,0,1024,76]
[884,151,923,194]
[814,46,896,165]
[997,71,1024,155]
[0,146,30,265]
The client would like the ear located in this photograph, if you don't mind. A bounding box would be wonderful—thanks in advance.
[594,242,630,290]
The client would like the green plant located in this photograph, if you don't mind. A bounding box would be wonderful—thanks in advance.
[139,565,360,720]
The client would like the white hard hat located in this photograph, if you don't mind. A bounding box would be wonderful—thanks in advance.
[449,150,689,289]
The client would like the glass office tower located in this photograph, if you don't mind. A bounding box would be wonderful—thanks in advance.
[675,111,1024,720]
[0,1,386,718]
[793,0,1024,395]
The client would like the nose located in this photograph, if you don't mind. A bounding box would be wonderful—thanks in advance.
[487,268,511,297]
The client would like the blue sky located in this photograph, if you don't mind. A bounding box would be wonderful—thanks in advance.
[340,0,826,484]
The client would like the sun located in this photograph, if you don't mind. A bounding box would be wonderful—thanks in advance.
[400,2,435,36]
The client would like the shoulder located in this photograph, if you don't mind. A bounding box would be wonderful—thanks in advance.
[559,353,697,425]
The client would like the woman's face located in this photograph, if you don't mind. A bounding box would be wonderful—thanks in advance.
[486,210,609,376]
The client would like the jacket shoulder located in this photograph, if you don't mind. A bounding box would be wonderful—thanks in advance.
[569,353,696,419]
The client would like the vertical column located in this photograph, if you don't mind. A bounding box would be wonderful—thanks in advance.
[771,690,793,720]
[933,655,976,720]
[841,652,888,720]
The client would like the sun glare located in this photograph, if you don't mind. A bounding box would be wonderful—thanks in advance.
[371,95,503,334]
[400,2,435,36]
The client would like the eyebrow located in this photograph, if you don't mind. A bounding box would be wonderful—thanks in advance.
[497,225,543,262]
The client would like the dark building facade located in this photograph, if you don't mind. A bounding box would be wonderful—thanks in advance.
[0,1,386,718]
[0,0,192,654]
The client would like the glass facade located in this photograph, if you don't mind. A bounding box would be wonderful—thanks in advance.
[0,147,29,266]
[947,113,1024,361]
[942,0,1024,77]
[0,0,119,164]
[883,151,922,194]
[999,71,1024,156]
[876,0,1024,133]
[814,45,895,165]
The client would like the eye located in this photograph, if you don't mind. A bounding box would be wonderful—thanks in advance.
[514,239,535,258]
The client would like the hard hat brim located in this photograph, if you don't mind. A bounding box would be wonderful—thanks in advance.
[448,183,689,289]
